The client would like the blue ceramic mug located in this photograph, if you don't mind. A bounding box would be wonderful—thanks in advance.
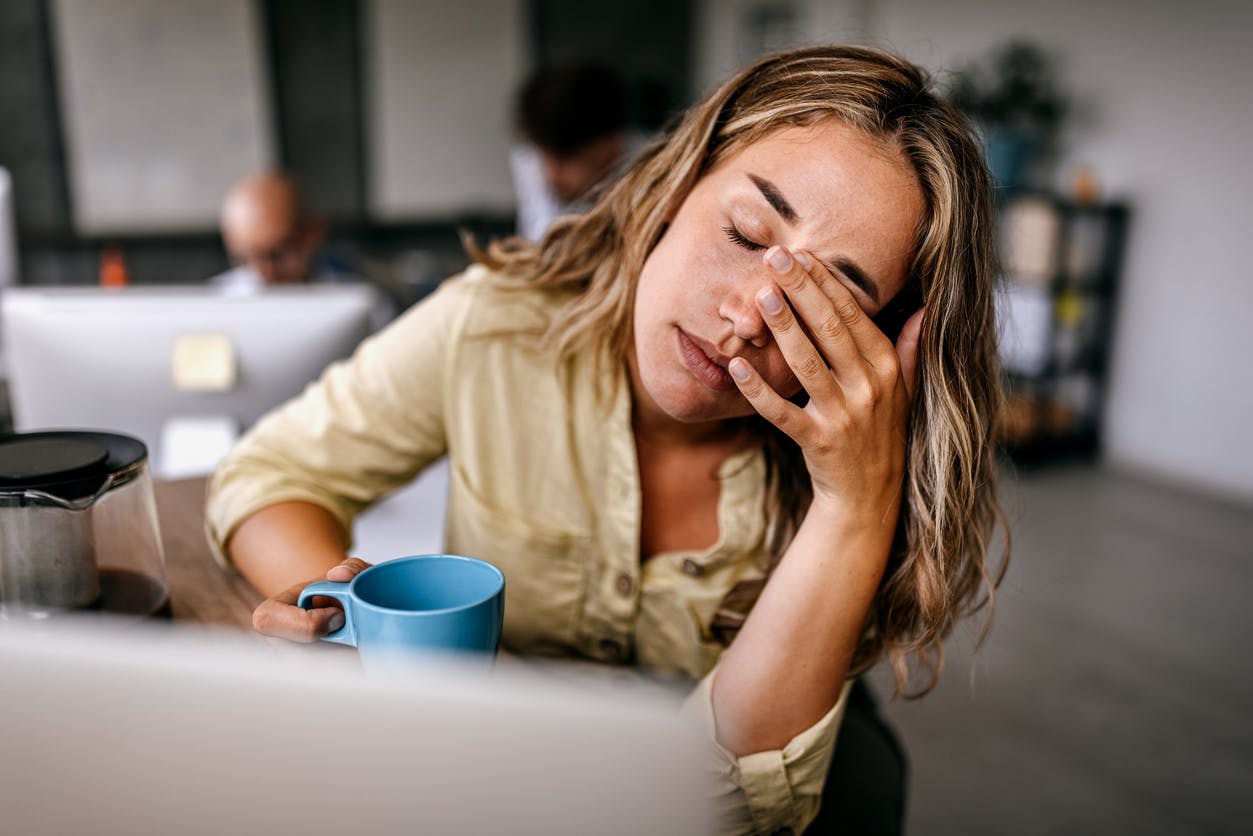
[297,554,505,670]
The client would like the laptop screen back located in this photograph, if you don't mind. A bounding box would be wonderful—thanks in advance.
[0,618,711,835]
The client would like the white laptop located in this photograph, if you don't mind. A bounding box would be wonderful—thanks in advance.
[0,618,711,835]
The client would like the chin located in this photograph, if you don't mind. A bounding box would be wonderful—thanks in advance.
[650,382,753,424]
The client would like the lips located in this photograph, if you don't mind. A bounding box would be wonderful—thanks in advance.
[676,328,737,392]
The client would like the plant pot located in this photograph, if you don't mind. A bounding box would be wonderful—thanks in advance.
[982,129,1037,190]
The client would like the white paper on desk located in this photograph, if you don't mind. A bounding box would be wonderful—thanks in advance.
[159,414,240,480]
[996,281,1052,376]
[352,457,450,563]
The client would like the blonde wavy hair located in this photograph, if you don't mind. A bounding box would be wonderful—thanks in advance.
[473,44,1007,697]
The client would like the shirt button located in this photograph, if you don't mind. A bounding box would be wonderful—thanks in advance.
[614,572,633,597]
[681,558,704,577]
[598,638,624,661]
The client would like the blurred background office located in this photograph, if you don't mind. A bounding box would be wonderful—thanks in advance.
[1,1,1250,833]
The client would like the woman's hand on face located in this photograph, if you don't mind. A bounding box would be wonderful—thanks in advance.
[728,245,924,515]
[250,557,372,642]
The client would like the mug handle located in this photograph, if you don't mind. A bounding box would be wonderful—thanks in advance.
[297,581,356,647]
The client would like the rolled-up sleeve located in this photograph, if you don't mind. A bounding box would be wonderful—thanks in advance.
[682,668,850,835]
[204,274,480,567]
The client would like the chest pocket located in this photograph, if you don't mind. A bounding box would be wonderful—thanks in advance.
[445,466,590,656]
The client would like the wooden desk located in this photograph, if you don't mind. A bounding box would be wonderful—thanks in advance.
[155,476,261,630]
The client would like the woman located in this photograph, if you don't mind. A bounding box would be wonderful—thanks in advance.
[207,45,1006,834]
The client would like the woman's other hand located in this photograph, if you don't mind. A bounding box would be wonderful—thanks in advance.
[251,557,372,642]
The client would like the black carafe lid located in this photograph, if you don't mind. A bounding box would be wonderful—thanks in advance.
[0,431,148,500]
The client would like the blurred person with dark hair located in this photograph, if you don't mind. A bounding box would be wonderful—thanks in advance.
[510,62,639,240]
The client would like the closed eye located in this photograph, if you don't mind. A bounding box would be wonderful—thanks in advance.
[722,225,765,251]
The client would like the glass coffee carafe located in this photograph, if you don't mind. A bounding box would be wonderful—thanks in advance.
[0,430,169,620]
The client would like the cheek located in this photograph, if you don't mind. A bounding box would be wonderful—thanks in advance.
[644,215,735,291]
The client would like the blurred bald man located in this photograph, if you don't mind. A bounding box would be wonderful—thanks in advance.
[212,170,344,289]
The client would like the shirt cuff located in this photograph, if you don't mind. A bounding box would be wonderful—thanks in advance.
[682,668,851,835]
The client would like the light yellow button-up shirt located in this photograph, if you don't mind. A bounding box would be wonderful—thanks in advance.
[205,265,848,834]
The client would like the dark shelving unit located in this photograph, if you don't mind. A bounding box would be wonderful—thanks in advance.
[995,190,1130,464]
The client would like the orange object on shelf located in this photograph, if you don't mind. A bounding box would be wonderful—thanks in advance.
[99,245,131,287]
[1072,166,1100,206]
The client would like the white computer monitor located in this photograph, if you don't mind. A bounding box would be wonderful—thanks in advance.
[0,167,19,378]
[1,284,377,478]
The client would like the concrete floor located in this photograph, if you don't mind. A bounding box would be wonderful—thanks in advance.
[869,463,1253,835]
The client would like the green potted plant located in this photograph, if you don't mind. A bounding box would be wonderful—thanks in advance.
[946,40,1068,189]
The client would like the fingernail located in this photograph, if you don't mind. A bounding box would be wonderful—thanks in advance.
[728,357,751,382]
[757,287,783,315]
[766,246,792,274]
[327,611,345,633]
[794,251,812,271]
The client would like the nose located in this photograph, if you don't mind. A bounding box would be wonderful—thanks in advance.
[718,286,771,349]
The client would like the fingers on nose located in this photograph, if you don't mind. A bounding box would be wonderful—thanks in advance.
[765,245,814,298]
[766,244,815,277]
[721,246,811,347]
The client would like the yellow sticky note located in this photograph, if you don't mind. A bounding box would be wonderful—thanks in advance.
[171,333,236,393]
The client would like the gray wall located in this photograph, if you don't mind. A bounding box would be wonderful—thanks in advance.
[365,0,523,220]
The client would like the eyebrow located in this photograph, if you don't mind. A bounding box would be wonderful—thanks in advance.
[829,257,879,304]
[748,173,798,224]
[747,173,880,304]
